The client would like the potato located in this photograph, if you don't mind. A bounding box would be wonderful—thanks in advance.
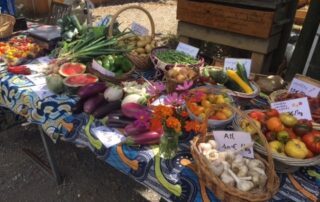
[135,48,145,54]
[168,68,180,78]
[137,40,148,48]
[151,40,156,47]
[117,41,125,47]
[145,44,152,54]
[131,51,138,55]
[176,74,186,82]
[128,41,137,47]
[144,36,152,43]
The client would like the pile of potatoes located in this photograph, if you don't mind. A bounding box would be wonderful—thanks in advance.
[167,66,198,83]
[118,34,157,57]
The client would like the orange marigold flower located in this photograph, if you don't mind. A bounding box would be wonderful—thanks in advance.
[180,110,189,118]
[184,120,202,133]
[153,105,174,118]
[150,118,162,132]
[166,116,181,133]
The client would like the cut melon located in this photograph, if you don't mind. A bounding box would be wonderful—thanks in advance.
[63,73,98,87]
[59,62,86,77]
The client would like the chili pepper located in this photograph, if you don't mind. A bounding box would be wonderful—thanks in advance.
[8,66,31,75]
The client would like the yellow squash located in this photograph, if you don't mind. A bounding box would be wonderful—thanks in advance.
[226,70,253,94]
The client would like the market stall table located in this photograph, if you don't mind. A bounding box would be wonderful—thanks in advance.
[0,60,319,202]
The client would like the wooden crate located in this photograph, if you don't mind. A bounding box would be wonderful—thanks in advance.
[177,0,276,39]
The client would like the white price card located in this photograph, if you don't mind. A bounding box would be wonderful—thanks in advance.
[92,126,126,148]
[288,78,320,97]
[176,42,199,58]
[212,131,254,158]
[224,58,252,77]
[92,59,115,77]
[26,74,47,86]
[30,85,55,100]
[131,22,149,36]
[271,97,312,120]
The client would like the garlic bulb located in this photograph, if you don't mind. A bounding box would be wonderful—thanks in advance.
[232,163,248,177]
[198,143,212,155]
[247,159,265,170]
[209,159,224,176]
[250,167,266,176]
[219,150,235,164]
[208,140,218,149]
[205,149,219,162]
[227,168,254,192]
[249,171,267,189]
[221,171,235,187]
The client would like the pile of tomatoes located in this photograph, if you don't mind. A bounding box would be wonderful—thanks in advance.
[0,36,41,66]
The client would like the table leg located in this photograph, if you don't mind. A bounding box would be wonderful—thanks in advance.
[22,125,62,185]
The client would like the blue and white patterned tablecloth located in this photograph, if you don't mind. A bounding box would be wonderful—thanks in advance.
[0,63,319,202]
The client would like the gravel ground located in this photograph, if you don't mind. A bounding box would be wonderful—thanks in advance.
[0,124,161,202]
[92,0,178,35]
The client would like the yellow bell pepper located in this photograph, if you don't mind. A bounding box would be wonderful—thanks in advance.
[226,70,253,94]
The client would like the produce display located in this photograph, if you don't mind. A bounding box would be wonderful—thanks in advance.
[198,139,267,192]
[156,49,199,65]
[96,54,133,76]
[0,35,42,66]
[167,66,197,83]
[118,34,156,57]
[239,109,320,158]
[202,64,255,94]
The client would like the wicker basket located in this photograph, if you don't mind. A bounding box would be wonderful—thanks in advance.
[233,109,320,173]
[0,14,15,38]
[191,104,279,202]
[108,5,155,71]
[150,46,205,72]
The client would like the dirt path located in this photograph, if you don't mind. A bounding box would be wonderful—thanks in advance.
[92,1,178,35]
[0,124,160,202]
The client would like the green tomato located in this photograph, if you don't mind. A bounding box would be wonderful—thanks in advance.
[103,61,110,69]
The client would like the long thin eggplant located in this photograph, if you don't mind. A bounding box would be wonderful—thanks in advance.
[121,103,149,119]
[83,94,105,114]
[78,82,107,98]
[124,131,162,145]
[108,117,133,125]
[124,122,148,137]
[92,100,121,119]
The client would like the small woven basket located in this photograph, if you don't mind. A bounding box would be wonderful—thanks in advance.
[150,47,205,72]
[190,104,279,202]
[108,5,155,71]
[0,14,15,38]
[233,109,320,173]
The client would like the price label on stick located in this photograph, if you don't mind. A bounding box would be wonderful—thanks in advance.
[224,58,251,77]
[212,131,254,158]
[176,42,199,58]
[271,97,312,120]
[92,126,126,148]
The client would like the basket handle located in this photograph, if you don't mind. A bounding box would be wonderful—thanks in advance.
[108,5,155,39]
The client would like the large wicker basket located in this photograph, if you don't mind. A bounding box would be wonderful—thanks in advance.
[108,5,155,71]
[190,104,279,202]
[0,14,15,38]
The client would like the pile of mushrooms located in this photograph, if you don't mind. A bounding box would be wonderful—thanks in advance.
[198,140,267,192]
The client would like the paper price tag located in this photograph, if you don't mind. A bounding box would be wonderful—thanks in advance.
[92,126,126,148]
[224,58,252,77]
[212,131,254,158]
[176,42,199,58]
[288,78,320,97]
[92,59,115,77]
[271,97,312,120]
[131,22,149,36]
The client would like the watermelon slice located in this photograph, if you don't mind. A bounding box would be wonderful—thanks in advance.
[59,62,86,77]
[63,74,98,87]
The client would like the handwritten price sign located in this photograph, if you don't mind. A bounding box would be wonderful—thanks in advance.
[271,97,312,120]
[176,42,199,58]
[131,22,149,36]
[92,126,126,148]
[212,131,254,158]
[288,78,320,97]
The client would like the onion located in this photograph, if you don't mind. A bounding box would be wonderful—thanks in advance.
[104,85,123,101]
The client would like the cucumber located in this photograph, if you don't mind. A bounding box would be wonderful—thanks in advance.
[236,63,252,88]
[224,79,243,92]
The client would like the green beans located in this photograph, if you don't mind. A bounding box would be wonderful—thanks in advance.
[156,50,198,65]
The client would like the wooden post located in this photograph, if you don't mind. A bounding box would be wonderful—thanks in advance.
[285,0,320,81]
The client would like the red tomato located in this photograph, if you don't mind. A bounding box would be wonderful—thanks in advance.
[266,109,279,117]
[249,111,266,121]
[284,128,297,140]
[302,130,320,154]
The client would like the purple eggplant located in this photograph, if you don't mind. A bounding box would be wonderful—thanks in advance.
[92,100,121,119]
[121,103,149,119]
[78,82,107,99]
[124,123,149,137]
[83,94,105,114]
[72,97,88,114]
[124,131,162,145]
